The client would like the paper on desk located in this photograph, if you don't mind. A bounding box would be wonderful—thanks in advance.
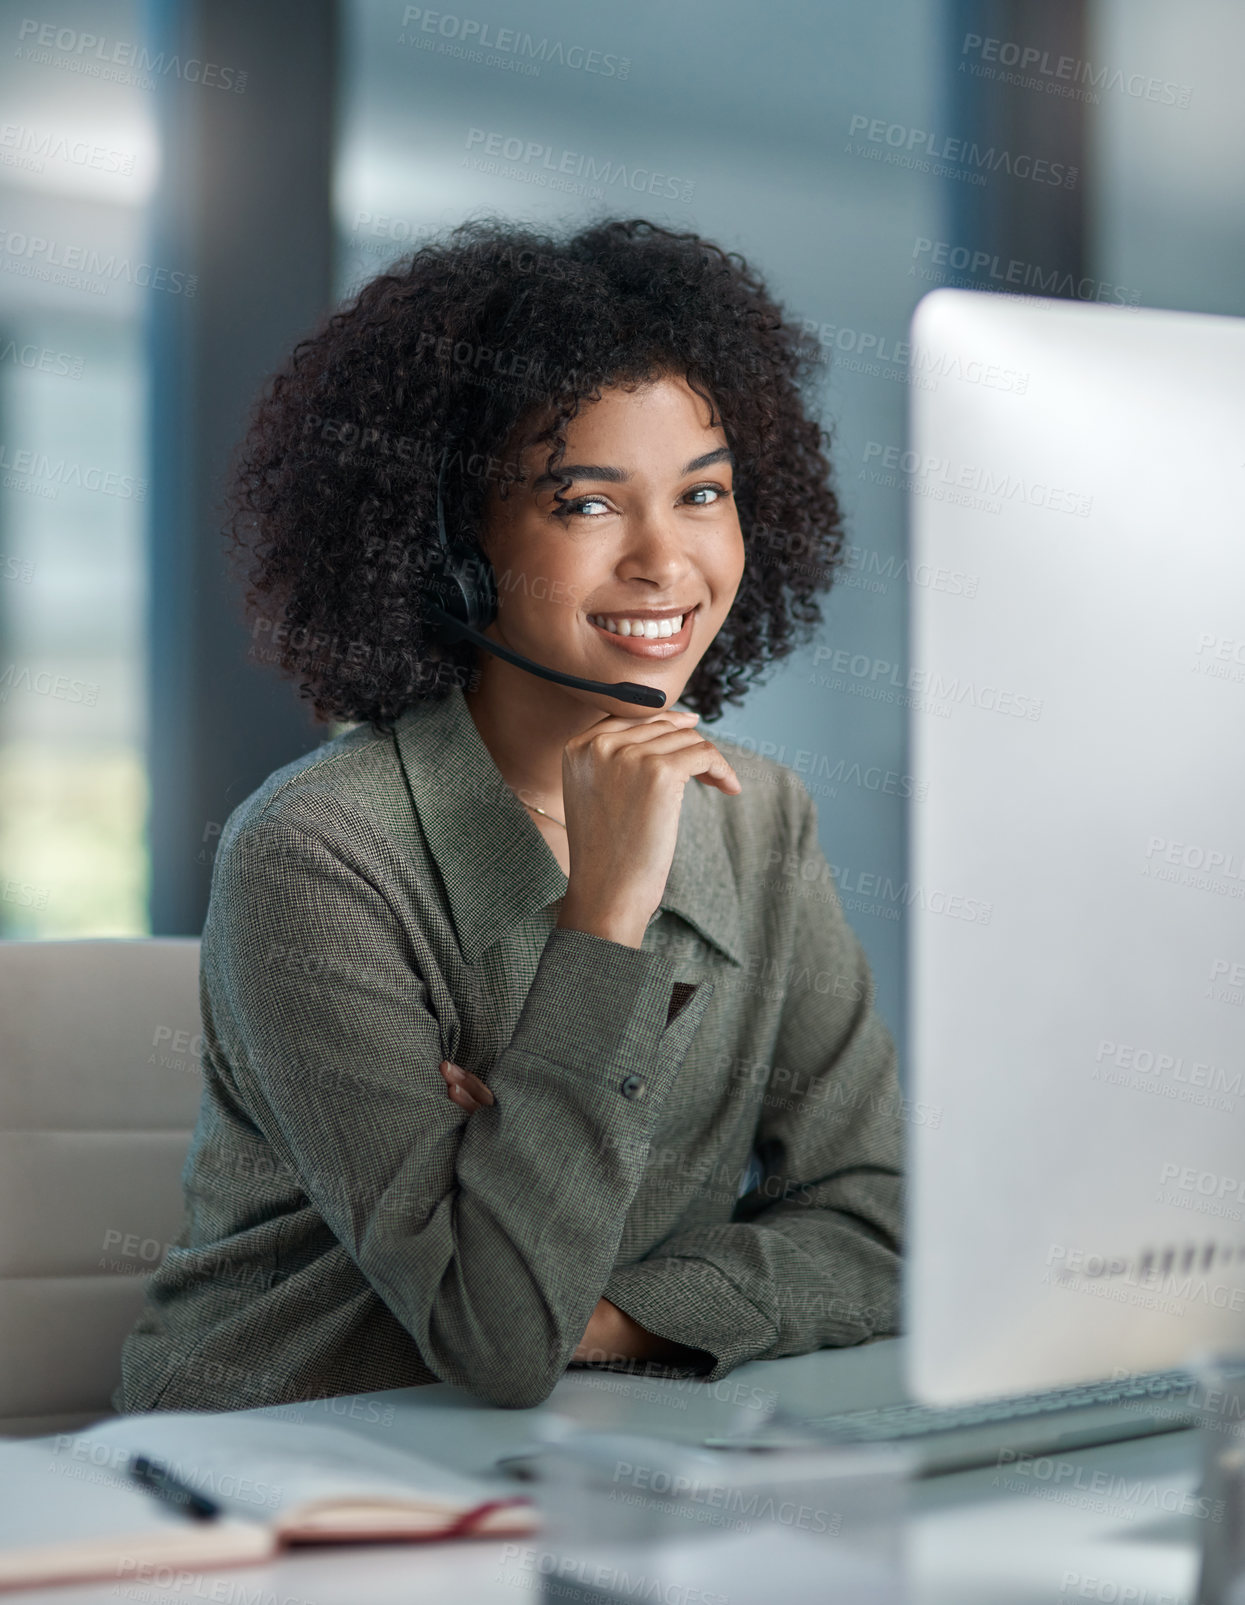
[0,1438,275,1589]
[68,1412,537,1536]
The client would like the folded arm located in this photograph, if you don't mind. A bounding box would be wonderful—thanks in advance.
[435,1060,709,1372]
[598,790,906,1381]
[204,810,714,1409]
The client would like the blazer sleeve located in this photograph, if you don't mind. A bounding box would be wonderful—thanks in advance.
[601,785,906,1381]
[203,811,715,1410]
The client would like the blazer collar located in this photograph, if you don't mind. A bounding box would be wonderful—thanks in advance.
[394,685,744,969]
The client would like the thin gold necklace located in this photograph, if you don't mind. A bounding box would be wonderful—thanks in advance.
[518,796,567,830]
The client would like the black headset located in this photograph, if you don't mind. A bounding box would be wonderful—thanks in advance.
[424,445,499,637]
[424,444,666,710]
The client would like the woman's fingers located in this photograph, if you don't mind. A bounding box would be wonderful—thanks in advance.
[585,709,700,733]
[571,712,705,747]
[439,1059,495,1112]
[565,713,740,799]
[677,749,741,794]
[612,728,738,796]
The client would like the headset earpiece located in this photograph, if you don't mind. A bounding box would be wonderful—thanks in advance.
[427,291,533,643]
[427,446,498,639]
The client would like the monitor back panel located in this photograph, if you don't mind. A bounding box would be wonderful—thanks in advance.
[905,289,1245,1404]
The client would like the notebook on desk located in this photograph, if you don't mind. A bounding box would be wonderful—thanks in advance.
[0,1411,538,1593]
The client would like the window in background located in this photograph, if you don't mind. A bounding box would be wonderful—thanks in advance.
[1089,0,1245,318]
[0,0,155,936]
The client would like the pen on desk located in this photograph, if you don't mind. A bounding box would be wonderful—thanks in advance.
[127,1454,221,1521]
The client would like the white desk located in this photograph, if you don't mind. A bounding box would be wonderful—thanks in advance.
[9,1340,1209,1604]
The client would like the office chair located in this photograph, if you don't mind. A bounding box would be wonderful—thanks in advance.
[0,939,203,1437]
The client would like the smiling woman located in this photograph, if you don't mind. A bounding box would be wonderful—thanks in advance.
[461,372,747,886]
[113,216,905,1415]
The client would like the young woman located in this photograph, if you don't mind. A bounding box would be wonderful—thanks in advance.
[115,216,905,1414]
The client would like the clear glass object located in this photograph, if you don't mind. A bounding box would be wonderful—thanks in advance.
[506,1428,912,1605]
[1185,1352,1245,1605]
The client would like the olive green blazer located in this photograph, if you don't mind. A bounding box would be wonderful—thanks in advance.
[116,685,904,1413]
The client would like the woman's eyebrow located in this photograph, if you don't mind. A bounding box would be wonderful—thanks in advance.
[531,446,734,489]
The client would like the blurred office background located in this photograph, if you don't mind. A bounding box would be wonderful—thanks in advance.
[0,0,1241,1068]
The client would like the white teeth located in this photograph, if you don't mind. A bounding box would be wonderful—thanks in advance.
[589,613,685,638]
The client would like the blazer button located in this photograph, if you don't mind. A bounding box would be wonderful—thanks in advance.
[620,1073,647,1100]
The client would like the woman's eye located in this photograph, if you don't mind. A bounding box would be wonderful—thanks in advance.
[686,484,728,506]
[557,495,612,518]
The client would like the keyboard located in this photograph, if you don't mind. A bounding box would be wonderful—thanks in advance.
[704,1364,1238,1477]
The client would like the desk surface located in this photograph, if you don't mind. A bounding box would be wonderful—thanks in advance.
[11,1340,1210,1604]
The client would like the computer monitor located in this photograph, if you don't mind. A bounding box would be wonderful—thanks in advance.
[905,289,1245,1405]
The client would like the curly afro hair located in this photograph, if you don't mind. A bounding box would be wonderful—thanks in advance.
[225,213,846,731]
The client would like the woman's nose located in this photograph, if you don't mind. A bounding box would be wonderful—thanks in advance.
[617,511,694,585]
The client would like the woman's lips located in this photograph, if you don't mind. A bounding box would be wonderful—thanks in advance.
[586,607,698,658]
